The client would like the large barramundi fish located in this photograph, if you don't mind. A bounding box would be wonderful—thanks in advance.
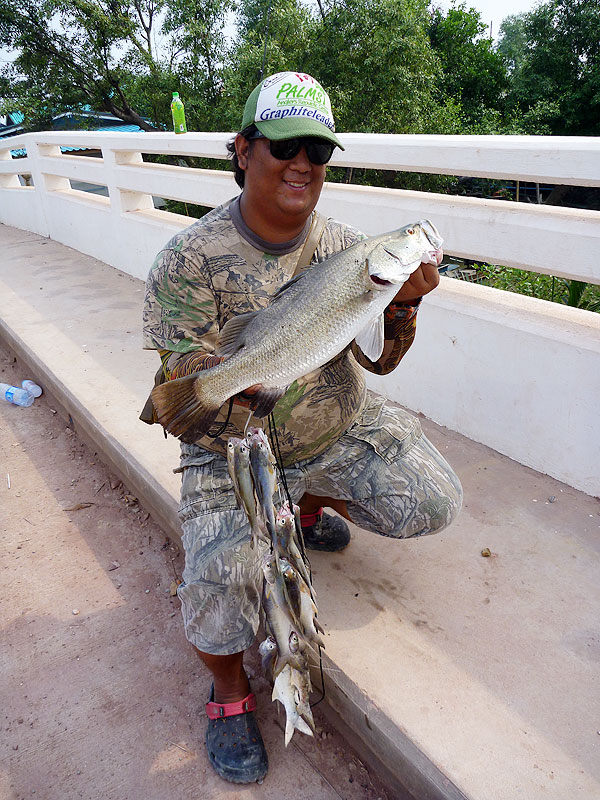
[151,220,443,442]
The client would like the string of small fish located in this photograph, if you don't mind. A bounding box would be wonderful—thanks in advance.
[227,421,325,747]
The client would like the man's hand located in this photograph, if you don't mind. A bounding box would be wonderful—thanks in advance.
[393,260,441,304]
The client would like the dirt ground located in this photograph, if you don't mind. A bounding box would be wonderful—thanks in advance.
[0,345,392,800]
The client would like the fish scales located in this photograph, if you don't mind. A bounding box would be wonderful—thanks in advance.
[201,261,371,395]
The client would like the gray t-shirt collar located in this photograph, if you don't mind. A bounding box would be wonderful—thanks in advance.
[229,196,312,256]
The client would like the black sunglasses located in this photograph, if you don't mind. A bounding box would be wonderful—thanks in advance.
[243,130,335,165]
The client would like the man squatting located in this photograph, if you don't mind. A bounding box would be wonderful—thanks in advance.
[142,71,463,784]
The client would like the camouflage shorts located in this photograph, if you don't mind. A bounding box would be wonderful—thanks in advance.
[176,393,462,655]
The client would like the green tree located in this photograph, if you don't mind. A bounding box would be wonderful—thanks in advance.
[0,0,175,130]
[498,0,600,135]
[429,3,508,126]
[214,0,316,131]
[303,0,461,135]
[496,12,527,75]
[162,0,232,130]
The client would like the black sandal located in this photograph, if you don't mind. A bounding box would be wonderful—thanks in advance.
[301,508,351,552]
[205,686,268,784]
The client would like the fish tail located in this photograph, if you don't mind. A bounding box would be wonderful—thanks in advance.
[304,640,321,658]
[273,652,305,678]
[299,706,316,733]
[284,717,295,747]
[151,374,220,442]
[250,386,287,418]
[251,518,269,547]
[294,715,313,738]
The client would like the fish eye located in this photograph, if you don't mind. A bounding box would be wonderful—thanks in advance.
[407,228,414,234]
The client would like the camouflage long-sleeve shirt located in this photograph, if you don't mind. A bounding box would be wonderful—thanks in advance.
[143,199,419,465]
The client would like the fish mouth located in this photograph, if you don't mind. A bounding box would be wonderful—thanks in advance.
[370,275,392,286]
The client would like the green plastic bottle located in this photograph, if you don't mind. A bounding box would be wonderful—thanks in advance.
[171,92,187,134]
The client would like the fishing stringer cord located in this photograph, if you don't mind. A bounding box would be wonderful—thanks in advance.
[206,397,234,440]
[267,413,326,709]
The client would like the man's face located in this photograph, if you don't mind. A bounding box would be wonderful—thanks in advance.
[236,135,326,232]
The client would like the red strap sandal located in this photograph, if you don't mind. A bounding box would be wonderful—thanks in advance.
[206,691,257,719]
[205,686,268,784]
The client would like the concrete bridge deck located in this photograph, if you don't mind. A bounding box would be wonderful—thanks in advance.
[1,222,599,799]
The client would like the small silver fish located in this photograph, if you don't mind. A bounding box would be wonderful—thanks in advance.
[299,577,325,649]
[262,560,305,675]
[230,437,267,549]
[272,664,314,746]
[258,635,279,682]
[290,663,315,733]
[248,431,278,544]
[226,438,241,496]
[279,557,303,622]
[275,505,312,588]
[280,558,324,649]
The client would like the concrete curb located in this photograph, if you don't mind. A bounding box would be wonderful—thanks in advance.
[315,653,470,800]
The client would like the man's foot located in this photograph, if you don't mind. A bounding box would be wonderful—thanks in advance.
[300,508,351,552]
[205,687,268,784]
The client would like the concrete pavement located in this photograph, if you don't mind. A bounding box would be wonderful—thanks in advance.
[1,222,599,799]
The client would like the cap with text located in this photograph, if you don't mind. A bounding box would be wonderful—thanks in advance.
[241,71,344,150]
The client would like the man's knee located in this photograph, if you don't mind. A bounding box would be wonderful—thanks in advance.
[349,475,463,539]
[412,480,463,537]
[402,461,463,538]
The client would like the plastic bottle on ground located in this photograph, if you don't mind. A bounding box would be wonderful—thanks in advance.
[0,383,34,407]
[22,379,42,397]
[171,92,187,134]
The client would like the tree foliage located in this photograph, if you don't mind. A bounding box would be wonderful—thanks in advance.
[498,0,600,135]
[429,3,507,125]
[0,0,176,129]
[303,0,460,135]
[0,0,598,140]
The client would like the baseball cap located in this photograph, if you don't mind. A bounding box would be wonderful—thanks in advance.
[241,71,344,150]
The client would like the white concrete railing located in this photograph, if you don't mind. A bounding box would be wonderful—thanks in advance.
[1,130,599,496]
